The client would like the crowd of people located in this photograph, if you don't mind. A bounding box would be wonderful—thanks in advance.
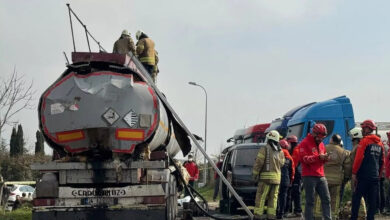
[252,120,388,220]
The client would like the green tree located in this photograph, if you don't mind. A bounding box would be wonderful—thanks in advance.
[16,124,24,155]
[35,130,44,155]
[9,127,17,157]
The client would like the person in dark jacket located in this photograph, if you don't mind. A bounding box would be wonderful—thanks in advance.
[12,195,21,211]
[351,120,385,220]
[299,123,331,220]
[277,139,295,220]
[285,135,302,217]
[213,154,224,201]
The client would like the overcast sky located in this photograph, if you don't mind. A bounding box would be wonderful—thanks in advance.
[1,0,389,157]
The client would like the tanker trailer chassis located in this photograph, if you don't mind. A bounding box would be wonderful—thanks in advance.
[31,157,178,220]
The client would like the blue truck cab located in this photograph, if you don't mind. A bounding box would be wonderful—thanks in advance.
[286,96,355,150]
[266,102,316,138]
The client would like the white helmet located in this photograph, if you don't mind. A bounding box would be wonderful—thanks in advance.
[349,127,363,139]
[121,29,130,36]
[136,30,143,40]
[266,130,280,142]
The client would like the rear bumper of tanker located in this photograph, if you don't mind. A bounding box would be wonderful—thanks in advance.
[32,205,165,220]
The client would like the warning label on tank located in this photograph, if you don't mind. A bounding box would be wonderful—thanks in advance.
[123,110,138,127]
[102,108,120,125]
[51,103,65,115]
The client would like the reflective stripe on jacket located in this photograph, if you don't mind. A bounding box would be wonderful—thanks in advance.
[252,143,285,184]
[136,38,156,65]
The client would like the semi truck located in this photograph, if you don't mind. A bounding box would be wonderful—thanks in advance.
[286,96,355,150]
[265,102,315,138]
[228,123,270,144]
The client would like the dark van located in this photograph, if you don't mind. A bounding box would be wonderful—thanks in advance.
[220,143,265,214]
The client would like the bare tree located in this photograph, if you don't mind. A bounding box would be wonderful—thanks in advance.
[0,69,34,137]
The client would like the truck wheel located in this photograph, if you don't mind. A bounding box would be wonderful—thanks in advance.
[166,174,178,220]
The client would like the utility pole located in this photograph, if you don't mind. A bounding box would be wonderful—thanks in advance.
[188,82,208,186]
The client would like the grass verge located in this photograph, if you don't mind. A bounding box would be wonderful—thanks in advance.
[0,207,32,220]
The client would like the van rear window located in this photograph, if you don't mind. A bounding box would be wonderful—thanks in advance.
[233,148,260,166]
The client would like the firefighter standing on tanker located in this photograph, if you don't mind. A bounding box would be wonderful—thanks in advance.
[135,30,159,83]
[351,120,385,220]
[299,123,331,220]
[348,127,367,219]
[113,30,136,55]
[252,130,285,220]
[276,139,295,220]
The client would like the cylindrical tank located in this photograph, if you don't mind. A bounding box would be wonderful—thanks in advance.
[39,58,181,158]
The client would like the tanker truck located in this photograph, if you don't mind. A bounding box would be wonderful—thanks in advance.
[31,52,193,220]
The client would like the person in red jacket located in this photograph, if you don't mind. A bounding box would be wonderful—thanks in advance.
[183,154,199,195]
[351,120,385,220]
[299,123,331,220]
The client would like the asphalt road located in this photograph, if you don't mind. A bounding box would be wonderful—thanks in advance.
[204,202,390,220]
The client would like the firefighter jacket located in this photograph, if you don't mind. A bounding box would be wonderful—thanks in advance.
[324,144,351,185]
[136,37,156,65]
[352,134,384,180]
[281,149,295,186]
[299,133,327,177]
[350,142,359,165]
[348,142,359,181]
[113,36,136,55]
[183,161,199,181]
[252,143,285,184]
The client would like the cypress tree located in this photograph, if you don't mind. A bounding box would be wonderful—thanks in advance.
[10,127,17,157]
[35,130,45,155]
[16,124,24,155]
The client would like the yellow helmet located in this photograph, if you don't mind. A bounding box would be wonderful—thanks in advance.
[266,130,280,142]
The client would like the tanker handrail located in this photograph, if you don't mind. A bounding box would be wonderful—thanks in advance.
[66,4,107,53]
[127,51,254,220]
